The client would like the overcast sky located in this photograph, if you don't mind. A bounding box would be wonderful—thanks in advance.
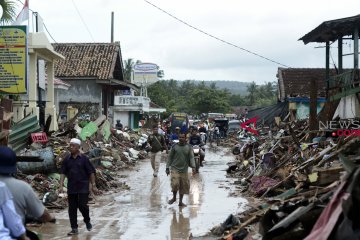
[22,0,360,83]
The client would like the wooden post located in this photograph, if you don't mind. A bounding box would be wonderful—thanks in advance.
[354,27,359,69]
[309,79,318,140]
[338,37,343,74]
[326,41,330,98]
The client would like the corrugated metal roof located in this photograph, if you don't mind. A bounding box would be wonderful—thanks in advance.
[9,114,41,153]
[247,102,289,126]
[299,14,360,44]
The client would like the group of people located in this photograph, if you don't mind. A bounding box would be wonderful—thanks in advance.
[0,120,210,238]
[0,137,99,238]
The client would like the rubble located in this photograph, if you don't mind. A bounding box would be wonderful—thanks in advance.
[214,118,360,240]
[11,114,150,209]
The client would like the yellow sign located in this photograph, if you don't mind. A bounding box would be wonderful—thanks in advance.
[0,26,27,94]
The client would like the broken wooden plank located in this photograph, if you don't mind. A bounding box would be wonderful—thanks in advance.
[309,167,344,186]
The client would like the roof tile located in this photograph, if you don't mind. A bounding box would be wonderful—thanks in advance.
[278,68,339,99]
[52,42,121,80]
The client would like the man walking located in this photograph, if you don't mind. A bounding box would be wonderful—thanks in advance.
[166,133,195,207]
[147,125,168,177]
[59,138,99,236]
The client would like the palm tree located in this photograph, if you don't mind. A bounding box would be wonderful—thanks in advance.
[264,81,276,98]
[0,0,17,24]
[247,81,257,106]
[123,58,134,81]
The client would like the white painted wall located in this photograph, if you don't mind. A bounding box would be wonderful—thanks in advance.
[113,111,130,128]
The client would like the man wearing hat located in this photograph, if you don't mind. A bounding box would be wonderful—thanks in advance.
[0,146,55,225]
[59,138,99,236]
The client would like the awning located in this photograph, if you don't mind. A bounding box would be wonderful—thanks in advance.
[96,78,140,91]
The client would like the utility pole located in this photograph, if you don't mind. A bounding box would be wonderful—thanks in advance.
[34,12,45,127]
[111,12,114,43]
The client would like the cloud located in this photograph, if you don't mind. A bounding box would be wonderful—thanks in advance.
[30,0,360,83]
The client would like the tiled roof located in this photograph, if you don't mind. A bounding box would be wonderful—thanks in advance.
[52,42,123,80]
[277,68,339,100]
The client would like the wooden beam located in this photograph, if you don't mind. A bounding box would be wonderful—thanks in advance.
[309,79,318,139]
[338,37,343,73]
[326,41,330,98]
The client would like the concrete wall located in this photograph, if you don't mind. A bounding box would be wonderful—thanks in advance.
[57,80,101,103]
[57,80,102,118]
[113,111,130,128]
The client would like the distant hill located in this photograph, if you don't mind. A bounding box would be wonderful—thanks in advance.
[192,80,250,95]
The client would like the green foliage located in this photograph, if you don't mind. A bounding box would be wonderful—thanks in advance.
[123,58,134,81]
[0,0,17,23]
[147,80,278,114]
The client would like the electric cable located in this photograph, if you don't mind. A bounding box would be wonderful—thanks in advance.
[143,0,291,68]
[70,0,95,42]
[43,22,57,43]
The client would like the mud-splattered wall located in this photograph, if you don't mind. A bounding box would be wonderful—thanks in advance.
[57,80,102,120]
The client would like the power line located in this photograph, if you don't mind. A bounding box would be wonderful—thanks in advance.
[143,0,291,68]
[14,1,58,43]
[70,0,95,42]
[43,22,57,43]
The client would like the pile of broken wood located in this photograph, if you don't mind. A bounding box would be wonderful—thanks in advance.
[14,115,150,209]
[214,120,360,240]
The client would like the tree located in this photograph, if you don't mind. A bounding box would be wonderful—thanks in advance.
[247,81,257,106]
[123,58,134,81]
[229,94,245,106]
[0,0,17,23]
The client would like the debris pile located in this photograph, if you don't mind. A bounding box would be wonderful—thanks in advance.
[11,115,150,209]
[214,119,360,240]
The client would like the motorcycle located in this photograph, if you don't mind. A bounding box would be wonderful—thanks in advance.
[192,145,201,173]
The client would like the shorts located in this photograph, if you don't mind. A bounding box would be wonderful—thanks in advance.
[170,171,190,195]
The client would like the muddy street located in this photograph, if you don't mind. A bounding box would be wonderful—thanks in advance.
[32,145,247,239]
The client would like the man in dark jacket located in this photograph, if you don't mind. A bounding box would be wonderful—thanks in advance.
[147,125,168,177]
[59,138,99,236]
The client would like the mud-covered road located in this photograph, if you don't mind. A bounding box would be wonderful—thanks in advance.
[32,145,247,239]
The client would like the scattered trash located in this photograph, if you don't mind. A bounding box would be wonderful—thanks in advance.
[216,116,360,240]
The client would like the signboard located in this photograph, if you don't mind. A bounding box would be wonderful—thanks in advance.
[0,26,27,94]
[133,63,159,86]
[38,59,45,90]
